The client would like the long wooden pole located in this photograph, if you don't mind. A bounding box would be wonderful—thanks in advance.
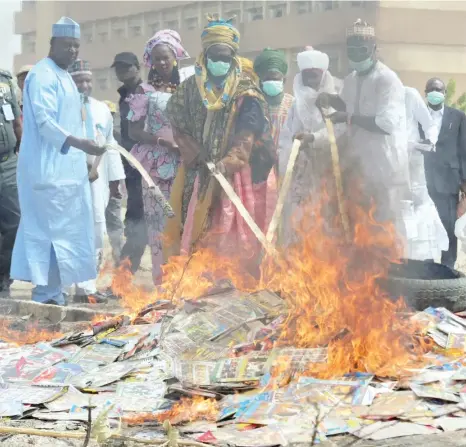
[323,117,350,242]
[266,139,301,243]
[108,143,175,218]
[0,426,211,447]
[206,162,277,258]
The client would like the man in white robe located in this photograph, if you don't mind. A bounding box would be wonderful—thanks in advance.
[278,48,343,245]
[10,18,105,306]
[69,60,125,302]
[404,86,448,261]
[317,19,411,241]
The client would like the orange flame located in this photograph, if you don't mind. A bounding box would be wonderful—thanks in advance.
[123,397,219,426]
[0,319,62,346]
[109,188,428,378]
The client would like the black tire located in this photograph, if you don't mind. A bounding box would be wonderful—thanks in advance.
[381,260,466,312]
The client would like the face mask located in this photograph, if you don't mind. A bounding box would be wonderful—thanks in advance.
[207,58,231,77]
[349,57,374,73]
[427,91,445,106]
[262,80,284,97]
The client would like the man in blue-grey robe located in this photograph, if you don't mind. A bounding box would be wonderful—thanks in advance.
[11,17,105,305]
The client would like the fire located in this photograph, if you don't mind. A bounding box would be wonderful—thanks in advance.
[123,397,219,425]
[157,396,219,424]
[0,319,62,345]
[109,182,428,378]
[88,295,97,305]
[259,197,427,377]
[111,250,256,315]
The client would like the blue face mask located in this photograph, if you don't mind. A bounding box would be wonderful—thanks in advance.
[427,91,445,106]
[207,58,231,77]
[262,80,284,97]
[349,57,374,73]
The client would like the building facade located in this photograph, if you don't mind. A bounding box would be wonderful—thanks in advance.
[13,0,466,101]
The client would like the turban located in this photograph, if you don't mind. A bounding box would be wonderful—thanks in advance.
[297,49,329,72]
[143,29,189,68]
[52,17,80,39]
[68,59,92,76]
[200,16,240,52]
[346,18,375,40]
[253,48,288,79]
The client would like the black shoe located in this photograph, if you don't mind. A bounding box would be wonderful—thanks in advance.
[43,299,67,307]
[73,291,108,304]
[0,278,12,298]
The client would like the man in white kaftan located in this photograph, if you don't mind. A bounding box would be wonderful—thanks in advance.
[278,48,343,245]
[404,86,448,261]
[10,18,105,305]
[318,19,411,241]
[69,60,125,301]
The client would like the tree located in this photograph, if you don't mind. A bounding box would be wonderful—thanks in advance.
[445,79,466,112]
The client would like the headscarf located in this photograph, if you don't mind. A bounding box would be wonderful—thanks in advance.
[143,29,189,68]
[293,48,335,131]
[195,16,243,111]
[200,16,240,52]
[253,48,288,79]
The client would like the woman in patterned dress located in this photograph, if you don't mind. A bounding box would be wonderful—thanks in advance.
[127,29,191,284]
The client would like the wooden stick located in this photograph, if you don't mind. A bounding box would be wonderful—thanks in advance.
[0,426,84,439]
[206,162,277,258]
[108,143,175,218]
[0,426,211,447]
[323,117,351,242]
[266,139,301,243]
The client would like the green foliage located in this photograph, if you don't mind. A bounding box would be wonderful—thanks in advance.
[445,79,466,112]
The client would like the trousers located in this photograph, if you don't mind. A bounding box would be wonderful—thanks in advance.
[0,155,20,287]
[32,246,65,305]
[120,173,147,273]
[429,191,459,268]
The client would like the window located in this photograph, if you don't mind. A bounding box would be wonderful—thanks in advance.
[130,25,142,37]
[269,3,286,18]
[96,20,109,43]
[248,7,264,21]
[82,24,93,44]
[323,1,338,10]
[128,15,143,37]
[98,31,108,42]
[23,33,36,53]
[148,22,160,34]
[114,28,126,39]
[165,19,178,29]
[185,17,198,30]
[296,1,310,14]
